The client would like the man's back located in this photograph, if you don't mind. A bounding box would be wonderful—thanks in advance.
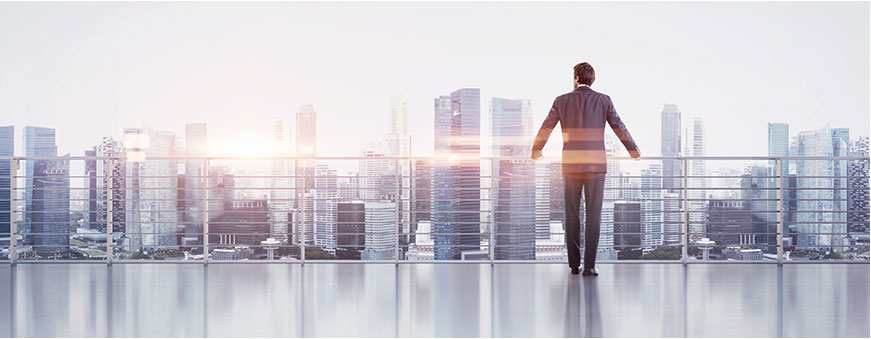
[532,86,638,173]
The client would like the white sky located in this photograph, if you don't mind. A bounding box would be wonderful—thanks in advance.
[0,1,868,158]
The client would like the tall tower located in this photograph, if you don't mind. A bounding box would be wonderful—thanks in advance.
[296,104,317,192]
[0,126,13,242]
[847,137,870,234]
[386,96,413,245]
[432,88,481,260]
[795,125,838,251]
[269,118,291,243]
[23,126,57,238]
[686,118,707,242]
[31,155,70,257]
[184,123,207,242]
[491,97,535,260]
[661,104,681,193]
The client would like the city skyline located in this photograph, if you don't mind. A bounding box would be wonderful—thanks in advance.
[0,2,868,159]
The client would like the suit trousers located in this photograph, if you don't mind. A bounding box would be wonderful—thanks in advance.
[563,172,606,269]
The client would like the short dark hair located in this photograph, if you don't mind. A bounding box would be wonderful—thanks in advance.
[573,62,595,86]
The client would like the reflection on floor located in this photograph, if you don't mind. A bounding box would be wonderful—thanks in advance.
[0,263,867,337]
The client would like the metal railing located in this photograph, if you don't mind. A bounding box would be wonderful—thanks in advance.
[0,155,868,264]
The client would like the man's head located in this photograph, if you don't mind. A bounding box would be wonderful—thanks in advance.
[573,62,595,88]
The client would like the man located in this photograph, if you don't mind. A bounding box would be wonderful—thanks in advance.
[531,62,640,276]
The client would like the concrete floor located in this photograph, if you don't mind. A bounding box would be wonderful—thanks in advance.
[0,263,867,337]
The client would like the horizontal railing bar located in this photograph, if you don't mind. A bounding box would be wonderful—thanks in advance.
[3,155,869,161]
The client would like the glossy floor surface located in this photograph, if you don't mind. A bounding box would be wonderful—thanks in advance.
[0,263,867,337]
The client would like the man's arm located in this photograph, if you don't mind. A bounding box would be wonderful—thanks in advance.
[531,99,560,159]
[605,97,641,158]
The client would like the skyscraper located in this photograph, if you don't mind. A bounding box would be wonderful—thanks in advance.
[184,123,207,243]
[97,137,125,234]
[314,163,337,253]
[490,97,535,260]
[767,122,792,232]
[24,126,57,238]
[269,118,291,243]
[84,147,99,230]
[296,104,317,192]
[686,118,707,242]
[640,163,663,250]
[0,126,12,242]
[795,125,843,252]
[433,88,481,260]
[31,156,70,257]
[848,137,869,234]
[411,160,432,245]
[386,96,412,245]
[123,126,179,251]
[661,104,681,193]
[359,141,391,200]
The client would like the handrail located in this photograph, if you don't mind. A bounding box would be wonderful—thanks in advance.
[1,155,868,264]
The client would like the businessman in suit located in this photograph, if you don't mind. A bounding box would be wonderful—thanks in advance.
[532,62,640,276]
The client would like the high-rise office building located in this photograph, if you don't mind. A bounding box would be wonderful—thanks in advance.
[387,96,412,158]
[85,147,99,230]
[31,156,70,257]
[641,163,663,250]
[359,142,392,200]
[336,201,365,259]
[96,137,125,234]
[269,118,292,244]
[123,126,179,251]
[184,123,207,242]
[0,126,13,242]
[24,126,57,238]
[768,122,789,174]
[614,202,642,259]
[314,163,337,253]
[661,104,681,193]
[831,128,850,248]
[548,162,565,224]
[491,97,535,260]
[662,192,681,246]
[795,125,843,251]
[411,160,432,245]
[433,88,481,260]
[740,165,777,252]
[296,104,317,192]
[386,96,412,245]
[848,137,869,234]
[686,118,707,242]
[361,201,396,260]
[534,162,551,241]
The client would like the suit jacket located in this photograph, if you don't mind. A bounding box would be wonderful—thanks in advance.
[532,86,638,173]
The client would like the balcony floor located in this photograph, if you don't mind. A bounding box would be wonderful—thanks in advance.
[0,263,867,338]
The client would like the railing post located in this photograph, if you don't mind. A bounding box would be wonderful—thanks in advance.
[776,158,783,265]
[394,158,400,264]
[681,158,688,264]
[9,158,18,264]
[107,158,114,265]
[203,158,209,265]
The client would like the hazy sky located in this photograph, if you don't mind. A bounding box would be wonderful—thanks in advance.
[0,1,868,158]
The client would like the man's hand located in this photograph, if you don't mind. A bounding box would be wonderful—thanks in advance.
[629,149,641,160]
[531,150,543,160]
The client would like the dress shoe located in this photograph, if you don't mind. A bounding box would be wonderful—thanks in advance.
[581,267,599,276]
[571,267,580,275]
